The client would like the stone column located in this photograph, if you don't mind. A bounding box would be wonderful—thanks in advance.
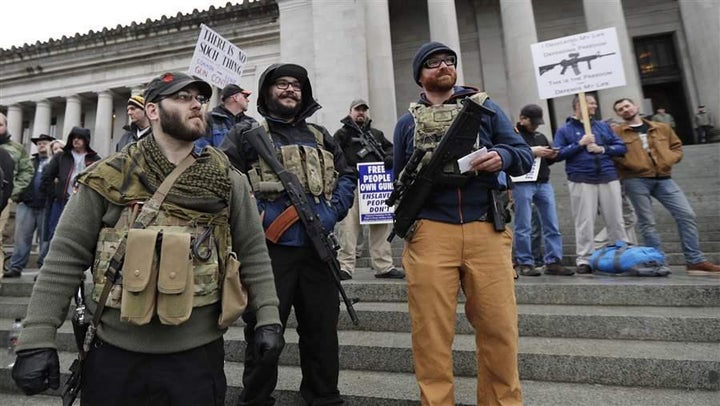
[679,0,720,126]
[277,0,367,128]
[63,95,82,140]
[95,91,114,157]
[499,0,551,134]
[582,0,643,120]
[364,0,397,136]
[427,0,464,84]
[32,100,52,140]
[6,106,23,143]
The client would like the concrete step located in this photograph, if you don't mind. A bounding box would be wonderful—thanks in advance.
[4,268,720,307]
[1,353,718,406]
[2,319,718,391]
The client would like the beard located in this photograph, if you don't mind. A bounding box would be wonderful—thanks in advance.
[421,68,457,93]
[266,92,302,120]
[159,105,206,142]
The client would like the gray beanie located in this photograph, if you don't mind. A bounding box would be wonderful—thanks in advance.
[412,41,457,86]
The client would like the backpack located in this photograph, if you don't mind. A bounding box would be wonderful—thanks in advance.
[590,241,671,277]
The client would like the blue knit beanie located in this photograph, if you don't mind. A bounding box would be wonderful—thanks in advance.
[412,41,457,86]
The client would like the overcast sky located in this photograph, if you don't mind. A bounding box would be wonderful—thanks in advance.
[0,0,236,49]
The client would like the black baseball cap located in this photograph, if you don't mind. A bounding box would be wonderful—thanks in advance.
[520,104,545,125]
[144,72,212,103]
[221,84,251,101]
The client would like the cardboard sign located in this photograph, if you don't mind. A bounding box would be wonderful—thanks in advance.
[188,24,247,89]
[531,27,626,99]
[357,162,394,225]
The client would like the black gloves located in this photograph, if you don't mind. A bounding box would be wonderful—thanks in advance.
[11,348,60,395]
[253,323,285,363]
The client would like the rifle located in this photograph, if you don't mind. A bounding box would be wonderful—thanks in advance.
[61,283,90,406]
[385,98,494,241]
[356,129,387,162]
[539,52,616,76]
[245,126,359,326]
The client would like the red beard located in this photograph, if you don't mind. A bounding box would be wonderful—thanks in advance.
[421,67,457,93]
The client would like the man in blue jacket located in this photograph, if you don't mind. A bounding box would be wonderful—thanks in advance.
[392,42,532,406]
[221,63,355,406]
[553,94,628,273]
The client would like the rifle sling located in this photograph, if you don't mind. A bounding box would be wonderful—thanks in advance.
[91,153,197,329]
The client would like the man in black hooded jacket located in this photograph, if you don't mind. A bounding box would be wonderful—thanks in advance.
[221,63,355,405]
[41,126,101,242]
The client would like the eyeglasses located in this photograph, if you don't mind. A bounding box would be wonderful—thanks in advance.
[169,91,209,105]
[423,55,457,69]
[274,80,302,91]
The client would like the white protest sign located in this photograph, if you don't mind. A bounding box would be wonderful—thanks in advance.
[357,162,394,225]
[188,24,247,89]
[510,157,541,183]
[531,27,626,100]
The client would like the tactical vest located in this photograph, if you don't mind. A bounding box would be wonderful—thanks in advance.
[247,121,337,201]
[85,149,233,326]
[409,92,489,163]
[91,207,230,316]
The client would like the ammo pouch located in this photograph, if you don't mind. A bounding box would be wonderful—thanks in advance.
[217,252,248,329]
[120,229,195,326]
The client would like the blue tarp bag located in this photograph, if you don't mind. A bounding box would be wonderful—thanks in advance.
[590,241,671,277]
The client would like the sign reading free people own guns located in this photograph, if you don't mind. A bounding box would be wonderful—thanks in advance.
[188,24,247,89]
[531,27,626,99]
[357,162,394,225]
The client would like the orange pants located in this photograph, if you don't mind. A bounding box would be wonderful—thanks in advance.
[403,219,522,406]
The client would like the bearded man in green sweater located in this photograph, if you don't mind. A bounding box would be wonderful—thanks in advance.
[11,72,283,405]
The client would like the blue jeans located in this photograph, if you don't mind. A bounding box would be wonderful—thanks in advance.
[512,182,563,265]
[9,203,48,271]
[623,177,705,264]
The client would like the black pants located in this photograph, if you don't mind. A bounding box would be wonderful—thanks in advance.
[239,244,343,406]
[81,338,226,406]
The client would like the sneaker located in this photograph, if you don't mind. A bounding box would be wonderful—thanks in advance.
[576,264,593,274]
[2,269,22,278]
[375,268,405,279]
[544,262,575,276]
[686,261,720,276]
[516,265,541,277]
[339,269,353,281]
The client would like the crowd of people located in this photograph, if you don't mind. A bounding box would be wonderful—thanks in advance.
[0,38,717,406]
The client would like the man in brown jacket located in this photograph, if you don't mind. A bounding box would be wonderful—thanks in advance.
[612,98,720,275]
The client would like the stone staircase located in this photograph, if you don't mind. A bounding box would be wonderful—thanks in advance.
[0,144,718,405]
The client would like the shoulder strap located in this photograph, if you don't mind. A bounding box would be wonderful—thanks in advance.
[89,153,197,336]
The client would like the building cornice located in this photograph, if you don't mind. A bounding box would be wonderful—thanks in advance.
[0,0,278,60]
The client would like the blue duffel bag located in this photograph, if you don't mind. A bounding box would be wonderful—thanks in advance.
[590,241,671,276]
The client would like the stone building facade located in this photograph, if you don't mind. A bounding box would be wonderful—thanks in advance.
[1,0,718,157]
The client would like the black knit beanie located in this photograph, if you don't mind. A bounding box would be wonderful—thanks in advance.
[412,41,457,86]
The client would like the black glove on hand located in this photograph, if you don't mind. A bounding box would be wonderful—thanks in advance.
[253,323,285,363]
[11,348,60,395]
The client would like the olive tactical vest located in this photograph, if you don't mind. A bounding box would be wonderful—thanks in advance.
[82,148,233,324]
[247,121,338,201]
[409,92,489,166]
[92,207,231,313]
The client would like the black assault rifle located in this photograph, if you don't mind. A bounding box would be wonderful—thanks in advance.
[356,129,387,162]
[245,126,359,325]
[385,98,494,241]
[62,283,90,406]
[539,52,616,76]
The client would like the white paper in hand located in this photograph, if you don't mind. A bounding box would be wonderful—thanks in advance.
[457,147,488,173]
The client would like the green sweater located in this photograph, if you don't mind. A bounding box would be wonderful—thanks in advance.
[17,169,280,354]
